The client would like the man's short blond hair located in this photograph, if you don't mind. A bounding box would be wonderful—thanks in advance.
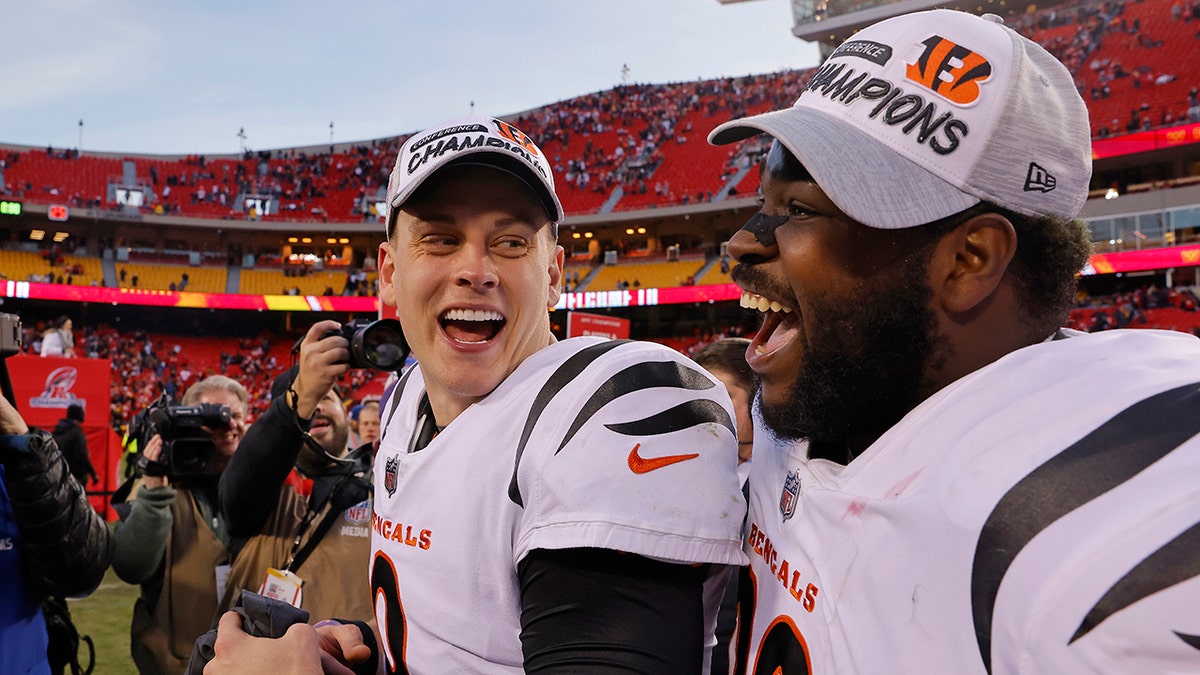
[182,375,249,413]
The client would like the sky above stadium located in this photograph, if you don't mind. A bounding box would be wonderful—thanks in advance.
[3,0,819,156]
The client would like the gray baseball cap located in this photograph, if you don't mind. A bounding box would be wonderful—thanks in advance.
[709,10,1092,229]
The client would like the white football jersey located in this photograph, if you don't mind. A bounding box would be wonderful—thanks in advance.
[737,329,1200,674]
[372,337,748,674]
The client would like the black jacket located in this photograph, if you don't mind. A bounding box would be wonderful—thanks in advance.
[51,418,97,486]
[220,393,371,545]
[3,429,111,597]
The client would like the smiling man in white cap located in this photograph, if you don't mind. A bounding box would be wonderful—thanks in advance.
[709,9,1200,674]
[205,115,747,675]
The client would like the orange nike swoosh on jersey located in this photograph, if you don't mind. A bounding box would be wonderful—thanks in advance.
[627,443,699,474]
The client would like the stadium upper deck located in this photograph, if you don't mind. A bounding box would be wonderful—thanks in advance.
[1,0,1196,229]
[1,0,1198,307]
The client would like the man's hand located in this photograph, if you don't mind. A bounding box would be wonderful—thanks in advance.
[291,321,351,420]
[315,621,376,673]
[0,396,30,436]
[205,611,357,675]
[141,435,168,490]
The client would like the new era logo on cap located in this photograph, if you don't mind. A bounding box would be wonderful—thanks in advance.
[385,115,564,234]
[1024,162,1057,193]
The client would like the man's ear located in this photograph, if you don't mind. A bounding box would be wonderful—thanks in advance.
[546,244,565,309]
[377,241,397,308]
[933,213,1017,315]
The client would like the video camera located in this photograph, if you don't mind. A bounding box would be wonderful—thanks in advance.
[129,395,232,479]
[0,313,21,409]
[322,318,409,371]
[0,313,19,358]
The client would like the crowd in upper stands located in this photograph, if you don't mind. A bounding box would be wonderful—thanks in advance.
[1067,283,1200,332]
[15,278,1198,446]
[4,0,1194,224]
[18,322,387,436]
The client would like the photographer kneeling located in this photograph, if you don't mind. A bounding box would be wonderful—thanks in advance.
[217,320,377,626]
[111,375,248,675]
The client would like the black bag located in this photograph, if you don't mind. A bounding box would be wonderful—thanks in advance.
[42,595,95,675]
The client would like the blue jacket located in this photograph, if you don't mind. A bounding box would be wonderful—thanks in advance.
[0,431,112,675]
[0,463,51,675]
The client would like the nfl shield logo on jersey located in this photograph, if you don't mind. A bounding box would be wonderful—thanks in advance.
[780,470,800,521]
[384,455,400,497]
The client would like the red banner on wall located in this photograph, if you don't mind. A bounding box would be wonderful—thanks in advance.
[7,355,117,515]
[1085,244,1200,274]
[1091,121,1200,160]
[567,312,631,340]
[2,279,379,313]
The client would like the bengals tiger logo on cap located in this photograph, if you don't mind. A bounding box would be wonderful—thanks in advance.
[493,120,539,155]
[905,36,992,106]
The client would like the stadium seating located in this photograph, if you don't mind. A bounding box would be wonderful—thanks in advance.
[3,0,1195,224]
[1023,0,1197,135]
[697,260,734,286]
[586,257,707,292]
[115,262,227,293]
[3,0,1199,312]
[239,268,375,296]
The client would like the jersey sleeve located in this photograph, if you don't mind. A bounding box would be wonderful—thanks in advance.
[512,341,748,568]
[988,432,1200,675]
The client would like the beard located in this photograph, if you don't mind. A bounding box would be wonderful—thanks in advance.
[757,261,950,453]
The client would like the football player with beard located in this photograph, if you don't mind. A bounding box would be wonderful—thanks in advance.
[707,9,1200,675]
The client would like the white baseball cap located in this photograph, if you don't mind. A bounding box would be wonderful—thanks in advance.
[709,10,1092,229]
[385,114,564,234]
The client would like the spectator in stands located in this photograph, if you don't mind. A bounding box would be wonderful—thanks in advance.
[707,9,1199,672]
[111,375,249,675]
[51,403,98,487]
[39,315,75,358]
[217,325,372,625]
[0,394,111,675]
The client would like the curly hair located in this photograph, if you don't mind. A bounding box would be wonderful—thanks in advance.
[918,202,1092,335]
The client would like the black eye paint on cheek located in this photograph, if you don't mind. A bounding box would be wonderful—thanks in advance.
[740,212,790,247]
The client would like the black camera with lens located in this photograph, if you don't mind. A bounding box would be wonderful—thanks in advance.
[132,397,232,479]
[323,318,409,372]
[0,313,20,358]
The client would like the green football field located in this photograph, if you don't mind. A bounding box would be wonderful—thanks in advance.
[68,566,138,675]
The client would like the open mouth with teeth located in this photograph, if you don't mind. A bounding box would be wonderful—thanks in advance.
[439,308,506,345]
[741,291,798,359]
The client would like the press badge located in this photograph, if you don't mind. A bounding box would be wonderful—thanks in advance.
[214,563,231,602]
[260,568,304,608]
